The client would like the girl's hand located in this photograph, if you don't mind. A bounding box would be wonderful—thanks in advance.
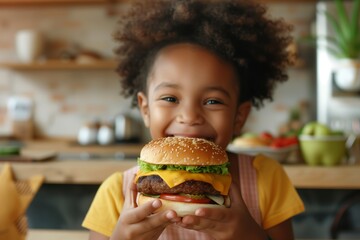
[178,182,267,240]
[110,183,181,240]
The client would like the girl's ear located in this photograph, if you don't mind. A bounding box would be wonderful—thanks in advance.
[137,92,150,128]
[234,101,252,136]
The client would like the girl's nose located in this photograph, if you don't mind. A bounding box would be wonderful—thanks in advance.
[176,104,204,125]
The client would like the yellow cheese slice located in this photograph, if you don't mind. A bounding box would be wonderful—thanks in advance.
[135,170,231,195]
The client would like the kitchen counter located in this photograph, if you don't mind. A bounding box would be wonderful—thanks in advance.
[1,140,359,189]
[284,163,360,189]
[0,159,137,184]
[1,158,360,189]
[0,139,142,183]
[28,229,88,240]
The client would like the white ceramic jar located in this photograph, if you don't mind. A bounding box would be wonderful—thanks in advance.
[97,123,115,145]
[15,29,44,62]
[77,123,98,145]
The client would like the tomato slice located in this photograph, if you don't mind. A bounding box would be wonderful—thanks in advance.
[160,194,211,204]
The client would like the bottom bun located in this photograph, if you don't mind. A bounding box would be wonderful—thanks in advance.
[137,194,225,217]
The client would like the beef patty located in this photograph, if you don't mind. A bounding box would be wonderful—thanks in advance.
[136,175,220,195]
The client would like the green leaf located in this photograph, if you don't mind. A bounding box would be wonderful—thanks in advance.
[350,0,360,40]
[137,159,230,175]
[335,0,351,40]
[141,193,160,198]
[325,11,350,55]
[325,11,343,38]
[323,0,360,58]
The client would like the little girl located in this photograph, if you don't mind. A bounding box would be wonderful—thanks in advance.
[82,1,305,239]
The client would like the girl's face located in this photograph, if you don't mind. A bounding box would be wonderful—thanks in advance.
[137,43,251,149]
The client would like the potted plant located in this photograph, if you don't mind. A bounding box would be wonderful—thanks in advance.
[324,0,360,91]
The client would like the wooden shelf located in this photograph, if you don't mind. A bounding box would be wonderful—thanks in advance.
[0,57,308,70]
[0,59,307,71]
[0,0,317,5]
[259,0,317,2]
[0,59,118,70]
[0,0,120,5]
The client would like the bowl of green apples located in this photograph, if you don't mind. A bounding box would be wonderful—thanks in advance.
[299,122,347,166]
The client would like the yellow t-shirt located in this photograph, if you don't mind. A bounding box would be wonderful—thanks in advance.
[82,155,304,237]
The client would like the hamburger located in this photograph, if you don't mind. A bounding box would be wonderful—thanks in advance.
[134,136,231,216]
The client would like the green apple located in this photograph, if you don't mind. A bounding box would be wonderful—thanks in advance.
[314,123,331,136]
[301,122,331,136]
[301,122,317,135]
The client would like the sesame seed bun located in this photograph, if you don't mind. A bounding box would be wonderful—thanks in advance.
[140,137,228,166]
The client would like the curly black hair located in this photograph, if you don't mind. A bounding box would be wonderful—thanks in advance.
[114,0,293,108]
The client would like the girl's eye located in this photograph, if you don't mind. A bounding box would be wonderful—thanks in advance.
[161,96,178,103]
[205,99,222,105]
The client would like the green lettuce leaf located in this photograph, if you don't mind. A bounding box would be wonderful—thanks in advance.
[138,159,230,175]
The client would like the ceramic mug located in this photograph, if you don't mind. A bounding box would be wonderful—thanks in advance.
[15,29,43,62]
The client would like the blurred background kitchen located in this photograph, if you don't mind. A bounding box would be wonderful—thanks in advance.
[0,0,359,239]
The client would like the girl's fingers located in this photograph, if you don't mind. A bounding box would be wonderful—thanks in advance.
[124,198,163,224]
[189,182,243,222]
[194,207,227,221]
[122,174,180,225]
[119,174,181,238]
[123,174,163,224]
[180,206,228,226]
[180,183,243,232]
[180,214,219,232]
[132,209,180,233]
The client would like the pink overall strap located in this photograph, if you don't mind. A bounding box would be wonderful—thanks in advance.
[238,154,262,226]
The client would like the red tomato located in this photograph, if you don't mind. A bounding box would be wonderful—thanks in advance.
[270,138,285,148]
[260,131,274,141]
[270,136,298,148]
[282,136,298,146]
[160,194,211,204]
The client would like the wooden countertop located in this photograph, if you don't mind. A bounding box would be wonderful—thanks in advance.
[0,159,137,184]
[0,139,142,183]
[1,159,360,189]
[284,164,360,189]
[1,140,360,189]
[28,229,88,240]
